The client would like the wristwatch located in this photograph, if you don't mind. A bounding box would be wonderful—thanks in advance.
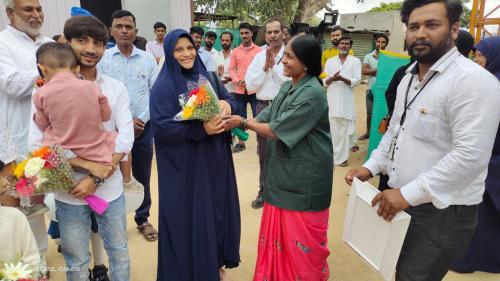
[89,174,105,186]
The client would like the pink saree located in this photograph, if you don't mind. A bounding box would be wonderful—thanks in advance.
[253,203,330,281]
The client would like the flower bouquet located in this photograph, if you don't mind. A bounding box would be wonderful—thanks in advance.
[10,146,108,215]
[0,261,35,281]
[175,76,248,140]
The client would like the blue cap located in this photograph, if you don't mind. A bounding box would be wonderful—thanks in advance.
[70,7,93,17]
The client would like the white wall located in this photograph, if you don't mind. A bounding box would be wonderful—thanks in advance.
[0,0,80,38]
[121,0,191,41]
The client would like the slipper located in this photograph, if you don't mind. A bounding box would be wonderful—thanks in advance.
[338,161,349,167]
[351,145,359,152]
[137,222,158,242]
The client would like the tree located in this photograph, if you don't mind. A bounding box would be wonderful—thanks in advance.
[368,1,471,28]
[194,0,342,25]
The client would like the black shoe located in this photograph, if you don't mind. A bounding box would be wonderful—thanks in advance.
[232,143,246,153]
[92,265,110,281]
[57,244,62,253]
[251,194,264,209]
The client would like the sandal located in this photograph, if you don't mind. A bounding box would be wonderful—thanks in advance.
[137,222,158,242]
[351,145,359,152]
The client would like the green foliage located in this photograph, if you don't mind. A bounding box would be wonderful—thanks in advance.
[194,0,299,25]
[368,1,471,28]
[368,2,402,12]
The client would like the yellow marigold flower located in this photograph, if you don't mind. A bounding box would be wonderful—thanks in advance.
[13,160,28,178]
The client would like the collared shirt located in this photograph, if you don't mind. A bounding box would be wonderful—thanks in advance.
[98,45,158,123]
[212,49,235,93]
[245,45,290,101]
[197,47,215,72]
[256,75,333,211]
[324,55,361,120]
[0,25,52,155]
[229,42,262,94]
[364,47,500,209]
[363,50,379,90]
[321,47,354,67]
[145,40,165,59]
[29,71,135,205]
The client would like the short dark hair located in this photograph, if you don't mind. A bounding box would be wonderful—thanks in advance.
[290,35,322,77]
[205,31,217,39]
[190,26,204,36]
[0,159,4,171]
[331,26,343,34]
[64,16,110,44]
[375,33,389,44]
[239,22,253,32]
[110,10,136,26]
[297,26,312,35]
[339,35,353,46]
[220,31,233,41]
[401,0,463,25]
[265,17,285,31]
[52,34,61,41]
[36,42,77,69]
[154,22,166,30]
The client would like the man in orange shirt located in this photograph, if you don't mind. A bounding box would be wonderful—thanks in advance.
[229,22,261,152]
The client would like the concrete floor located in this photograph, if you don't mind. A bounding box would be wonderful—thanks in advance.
[46,85,499,280]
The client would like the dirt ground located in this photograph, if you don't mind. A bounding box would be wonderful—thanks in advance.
[46,84,498,281]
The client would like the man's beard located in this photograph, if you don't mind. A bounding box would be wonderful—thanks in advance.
[205,42,214,48]
[332,39,339,47]
[408,32,453,64]
[221,44,231,50]
[14,13,41,37]
[340,49,349,55]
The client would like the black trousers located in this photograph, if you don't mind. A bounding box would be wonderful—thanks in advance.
[396,203,478,281]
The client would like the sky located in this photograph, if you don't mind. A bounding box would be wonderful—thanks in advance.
[316,0,499,33]
[322,0,500,15]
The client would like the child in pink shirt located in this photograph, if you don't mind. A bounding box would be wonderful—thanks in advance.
[33,42,116,164]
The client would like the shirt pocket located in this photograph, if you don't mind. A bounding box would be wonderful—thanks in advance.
[408,107,440,141]
[269,157,306,194]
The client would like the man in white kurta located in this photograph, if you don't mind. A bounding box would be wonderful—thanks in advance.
[0,0,52,272]
[324,36,361,166]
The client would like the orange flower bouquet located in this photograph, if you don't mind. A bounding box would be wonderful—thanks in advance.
[175,77,221,121]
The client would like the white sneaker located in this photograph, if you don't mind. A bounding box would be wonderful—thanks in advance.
[123,177,144,193]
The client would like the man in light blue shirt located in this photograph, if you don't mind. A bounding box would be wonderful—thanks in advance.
[190,26,215,72]
[98,10,158,242]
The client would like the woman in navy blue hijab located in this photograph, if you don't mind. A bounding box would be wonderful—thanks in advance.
[150,29,240,281]
[452,36,500,273]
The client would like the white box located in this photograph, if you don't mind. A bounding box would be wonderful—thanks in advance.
[343,178,411,281]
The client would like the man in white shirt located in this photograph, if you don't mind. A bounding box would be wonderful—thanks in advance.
[346,1,500,280]
[29,16,134,281]
[145,21,166,64]
[213,31,235,93]
[0,1,52,277]
[324,36,361,167]
[190,26,215,72]
[0,124,39,273]
[359,33,389,141]
[245,18,289,209]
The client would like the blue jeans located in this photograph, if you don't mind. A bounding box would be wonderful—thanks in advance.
[56,193,130,281]
[234,93,257,119]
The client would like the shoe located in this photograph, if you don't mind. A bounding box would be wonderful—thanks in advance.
[251,194,264,209]
[20,203,49,219]
[123,176,144,193]
[358,133,369,141]
[232,143,246,153]
[92,265,110,281]
[338,161,349,167]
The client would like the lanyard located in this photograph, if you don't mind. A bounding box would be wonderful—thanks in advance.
[400,71,438,126]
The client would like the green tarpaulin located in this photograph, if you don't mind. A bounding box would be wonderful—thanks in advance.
[367,50,411,159]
